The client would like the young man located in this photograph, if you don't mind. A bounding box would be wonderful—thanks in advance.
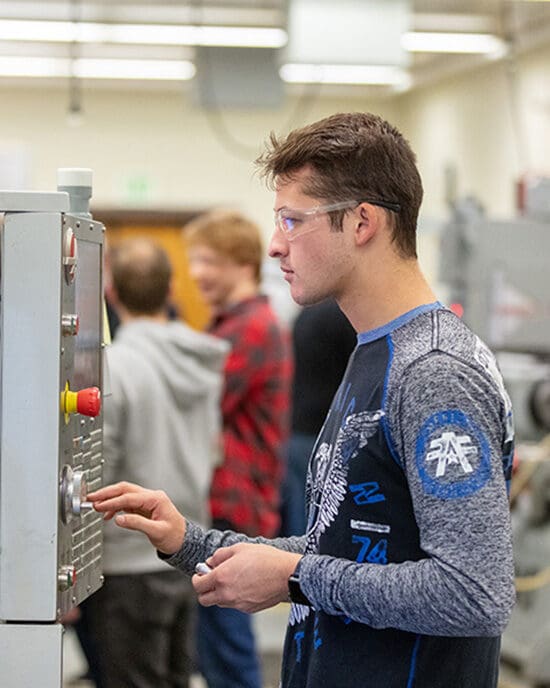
[90,113,515,688]
[184,210,293,688]
[84,238,228,688]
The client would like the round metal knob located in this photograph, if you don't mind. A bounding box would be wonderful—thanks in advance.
[58,564,77,591]
[62,314,80,336]
[60,465,92,524]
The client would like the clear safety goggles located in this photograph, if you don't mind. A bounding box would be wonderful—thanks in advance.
[274,198,400,241]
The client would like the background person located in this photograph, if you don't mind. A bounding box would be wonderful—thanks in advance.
[184,210,293,688]
[280,299,356,536]
[90,112,515,688]
[84,237,228,688]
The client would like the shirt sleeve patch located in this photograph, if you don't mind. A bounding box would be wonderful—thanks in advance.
[415,409,491,499]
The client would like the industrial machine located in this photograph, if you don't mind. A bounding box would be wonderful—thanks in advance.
[0,169,105,687]
[439,185,550,685]
[439,191,550,442]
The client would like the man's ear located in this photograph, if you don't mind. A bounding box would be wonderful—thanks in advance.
[354,203,378,247]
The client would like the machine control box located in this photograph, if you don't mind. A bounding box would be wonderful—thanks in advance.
[0,187,105,623]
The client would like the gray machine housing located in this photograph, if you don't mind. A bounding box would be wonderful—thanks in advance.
[440,199,550,441]
[0,182,105,685]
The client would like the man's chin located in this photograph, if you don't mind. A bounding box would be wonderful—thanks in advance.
[290,288,325,308]
[199,291,221,308]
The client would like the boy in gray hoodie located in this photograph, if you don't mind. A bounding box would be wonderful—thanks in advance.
[83,237,228,688]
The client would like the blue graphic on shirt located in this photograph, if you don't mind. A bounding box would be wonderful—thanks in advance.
[415,409,491,499]
[291,409,384,629]
[352,535,388,564]
[350,481,386,505]
[294,631,305,663]
[313,616,323,650]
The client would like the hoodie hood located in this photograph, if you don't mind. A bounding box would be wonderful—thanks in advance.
[111,319,229,410]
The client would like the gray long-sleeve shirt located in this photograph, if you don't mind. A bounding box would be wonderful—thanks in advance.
[166,303,515,687]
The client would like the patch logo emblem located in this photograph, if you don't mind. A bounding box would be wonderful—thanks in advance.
[426,431,477,477]
[416,409,491,499]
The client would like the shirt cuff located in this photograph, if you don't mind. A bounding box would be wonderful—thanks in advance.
[156,519,205,576]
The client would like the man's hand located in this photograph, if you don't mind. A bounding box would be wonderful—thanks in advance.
[87,482,186,555]
[192,543,302,613]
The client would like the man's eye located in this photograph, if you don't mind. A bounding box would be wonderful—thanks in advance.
[284,216,303,231]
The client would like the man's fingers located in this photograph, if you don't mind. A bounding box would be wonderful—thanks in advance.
[192,572,215,594]
[196,591,222,607]
[90,484,184,554]
[87,481,141,501]
[91,492,155,516]
[208,544,239,567]
[115,513,164,538]
[194,575,232,608]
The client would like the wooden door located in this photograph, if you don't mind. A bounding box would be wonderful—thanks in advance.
[95,209,211,331]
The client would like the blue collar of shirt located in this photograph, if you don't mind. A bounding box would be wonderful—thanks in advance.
[357,301,443,345]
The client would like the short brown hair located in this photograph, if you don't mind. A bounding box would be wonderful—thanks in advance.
[256,112,423,258]
[110,238,172,315]
[184,210,263,283]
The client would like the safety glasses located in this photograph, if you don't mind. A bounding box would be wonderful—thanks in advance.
[274,198,400,241]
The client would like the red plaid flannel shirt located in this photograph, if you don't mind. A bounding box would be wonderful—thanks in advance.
[209,295,292,537]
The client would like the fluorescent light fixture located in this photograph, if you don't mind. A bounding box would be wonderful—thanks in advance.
[0,56,196,80]
[402,31,506,55]
[77,58,196,80]
[0,20,287,49]
[286,0,409,68]
[280,63,411,87]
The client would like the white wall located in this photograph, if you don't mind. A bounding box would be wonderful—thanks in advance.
[398,42,550,221]
[390,42,550,289]
[0,42,548,288]
[0,84,398,233]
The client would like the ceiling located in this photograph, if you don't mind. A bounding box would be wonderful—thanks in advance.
[0,0,549,95]
[411,0,550,84]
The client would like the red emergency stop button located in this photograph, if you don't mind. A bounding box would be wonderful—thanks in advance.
[76,387,101,417]
[63,385,101,417]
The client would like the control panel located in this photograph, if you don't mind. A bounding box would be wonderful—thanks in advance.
[0,174,105,632]
[57,212,105,616]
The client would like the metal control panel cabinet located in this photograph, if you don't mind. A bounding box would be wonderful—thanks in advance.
[0,175,105,686]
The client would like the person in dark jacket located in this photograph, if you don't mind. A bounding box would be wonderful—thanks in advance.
[280,299,356,536]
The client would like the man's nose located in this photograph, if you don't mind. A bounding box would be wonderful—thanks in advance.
[188,262,202,279]
[268,225,289,258]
